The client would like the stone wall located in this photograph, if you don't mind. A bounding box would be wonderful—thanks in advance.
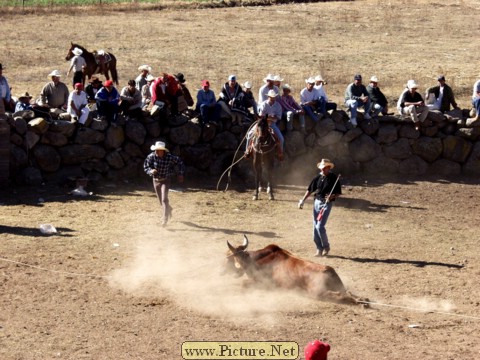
[4,107,480,186]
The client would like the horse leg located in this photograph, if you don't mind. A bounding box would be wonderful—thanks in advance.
[266,155,274,200]
[252,156,260,201]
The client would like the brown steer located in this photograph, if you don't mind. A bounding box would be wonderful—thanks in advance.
[225,235,364,305]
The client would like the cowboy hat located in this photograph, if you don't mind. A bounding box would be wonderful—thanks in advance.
[407,79,419,89]
[175,73,186,83]
[317,158,335,170]
[228,74,236,81]
[282,84,292,91]
[146,74,155,82]
[370,75,379,82]
[72,47,83,56]
[266,89,278,98]
[150,141,169,152]
[273,75,283,82]
[263,73,275,82]
[243,81,252,89]
[138,64,152,72]
[18,91,32,100]
[305,77,316,84]
[48,70,62,78]
[314,75,324,82]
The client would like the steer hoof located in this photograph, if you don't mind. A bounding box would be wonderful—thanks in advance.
[252,195,258,201]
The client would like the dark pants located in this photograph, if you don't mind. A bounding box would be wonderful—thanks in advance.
[96,100,119,124]
[73,71,84,87]
[153,178,172,223]
[199,103,221,125]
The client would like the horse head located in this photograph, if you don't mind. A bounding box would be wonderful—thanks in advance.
[65,43,86,61]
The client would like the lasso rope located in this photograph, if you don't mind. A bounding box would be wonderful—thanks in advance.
[0,256,109,279]
[1,256,479,320]
[357,300,480,320]
[216,119,260,192]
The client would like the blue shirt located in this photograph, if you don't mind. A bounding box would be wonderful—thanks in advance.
[0,76,11,102]
[196,89,216,107]
[95,87,120,104]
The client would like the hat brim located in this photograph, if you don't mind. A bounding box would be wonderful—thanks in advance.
[150,145,169,151]
[317,162,334,170]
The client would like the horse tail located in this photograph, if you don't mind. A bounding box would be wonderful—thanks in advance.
[109,54,119,85]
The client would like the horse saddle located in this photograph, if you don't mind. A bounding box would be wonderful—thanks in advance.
[93,50,111,64]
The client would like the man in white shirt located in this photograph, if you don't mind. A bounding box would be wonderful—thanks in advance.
[300,77,320,122]
[314,75,337,115]
[68,83,89,127]
[258,74,279,104]
[470,79,480,123]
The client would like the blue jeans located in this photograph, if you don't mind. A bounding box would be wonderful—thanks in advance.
[317,98,337,115]
[473,97,480,116]
[199,103,221,124]
[302,104,319,122]
[96,100,119,124]
[270,122,284,151]
[313,198,333,250]
[345,98,371,121]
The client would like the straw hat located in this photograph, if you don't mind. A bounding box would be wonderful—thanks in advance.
[146,74,155,82]
[314,75,324,82]
[150,141,169,152]
[48,70,62,78]
[263,73,275,82]
[282,84,292,91]
[72,47,83,56]
[138,65,152,72]
[305,77,316,84]
[317,158,335,170]
[266,89,278,98]
[407,79,419,89]
[370,76,379,82]
[273,75,283,82]
[243,81,252,89]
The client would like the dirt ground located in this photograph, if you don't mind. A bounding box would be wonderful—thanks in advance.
[1,0,480,358]
[1,173,480,360]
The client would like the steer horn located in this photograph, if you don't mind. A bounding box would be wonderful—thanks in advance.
[242,234,249,249]
[227,240,236,253]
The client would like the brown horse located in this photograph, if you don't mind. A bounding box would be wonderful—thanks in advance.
[248,117,283,201]
[65,43,119,85]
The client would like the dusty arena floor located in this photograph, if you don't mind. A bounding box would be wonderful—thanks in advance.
[1,176,479,359]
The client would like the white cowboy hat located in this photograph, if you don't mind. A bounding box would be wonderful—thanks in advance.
[48,70,62,78]
[138,65,152,72]
[150,141,169,152]
[317,158,335,170]
[282,84,292,91]
[407,79,419,89]
[314,75,324,82]
[263,73,275,82]
[72,47,83,56]
[305,77,316,84]
[273,75,283,82]
[266,89,278,98]
[370,76,379,82]
[243,81,252,89]
[146,74,155,82]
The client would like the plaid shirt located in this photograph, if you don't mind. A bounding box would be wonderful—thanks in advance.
[144,152,185,179]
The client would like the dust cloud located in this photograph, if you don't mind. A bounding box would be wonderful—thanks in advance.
[399,296,457,313]
[109,227,313,321]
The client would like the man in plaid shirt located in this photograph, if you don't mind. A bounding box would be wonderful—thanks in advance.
[144,141,185,226]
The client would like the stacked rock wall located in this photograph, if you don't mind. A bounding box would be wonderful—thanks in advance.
[4,107,480,186]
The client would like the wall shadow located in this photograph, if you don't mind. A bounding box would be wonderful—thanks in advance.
[0,225,76,237]
[177,221,279,238]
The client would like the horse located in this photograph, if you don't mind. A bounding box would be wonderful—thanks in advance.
[65,43,119,85]
[247,117,283,201]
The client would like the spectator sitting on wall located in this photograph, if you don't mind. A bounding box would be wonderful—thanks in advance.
[366,76,391,116]
[425,75,459,113]
[67,83,89,128]
[95,79,120,125]
[314,75,337,115]
[85,76,103,103]
[15,92,33,112]
[175,73,194,111]
[38,70,69,111]
[120,79,142,119]
[141,74,155,109]
[136,64,152,92]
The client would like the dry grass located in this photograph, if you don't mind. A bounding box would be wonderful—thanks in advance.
[1,0,478,108]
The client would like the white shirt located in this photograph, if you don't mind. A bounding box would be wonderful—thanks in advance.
[473,80,480,100]
[300,87,320,104]
[314,84,328,101]
[70,55,87,72]
[68,90,88,114]
[258,84,279,104]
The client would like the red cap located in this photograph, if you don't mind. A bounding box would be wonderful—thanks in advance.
[201,80,210,87]
[104,80,113,87]
[74,83,83,89]
[304,340,330,360]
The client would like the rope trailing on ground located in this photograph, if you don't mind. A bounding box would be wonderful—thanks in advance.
[0,256,109,279]
[357,300,480,320]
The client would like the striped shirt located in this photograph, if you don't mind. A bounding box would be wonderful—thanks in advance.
[144,152,185,179]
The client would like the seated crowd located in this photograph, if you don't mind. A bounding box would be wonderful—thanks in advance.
[1,61,480,148]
